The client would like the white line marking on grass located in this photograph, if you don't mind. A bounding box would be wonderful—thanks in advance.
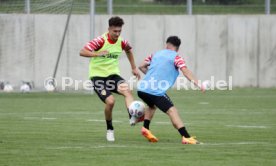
[199,102,209,105]
[155,121,170,125]
[87,119,123,123]
[46,142,271,150]
[46,146,83,150]
[201,142,270,146]
[42,117,57,120]
[47,145,195,150]
[24,117,40,120]
[46,145,127,150]
[184,111,266,115]
[1,112,101,116]
[24,117,57,120]
[87,119,105,122]
[226,125,268,129]
[93,145,127,148]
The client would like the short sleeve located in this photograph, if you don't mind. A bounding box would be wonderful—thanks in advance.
[84,36,105,51]
[174,55,187,69]
[122,39,132,51]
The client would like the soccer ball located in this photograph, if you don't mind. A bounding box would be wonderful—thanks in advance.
[20,82,32,93]
[20,83,31,93]
[202,80,211,90]
[128,101,145,118]
[45,83,55,92]
[3,84,13,92]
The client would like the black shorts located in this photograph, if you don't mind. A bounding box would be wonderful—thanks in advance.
[91,74,125,103]
[137,91,174,113]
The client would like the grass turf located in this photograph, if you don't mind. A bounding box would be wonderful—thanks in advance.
[0,88,276,166]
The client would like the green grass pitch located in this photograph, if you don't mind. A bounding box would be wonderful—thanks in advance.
[0,88,276,166]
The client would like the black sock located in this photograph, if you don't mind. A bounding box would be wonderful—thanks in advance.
[106,120,114,130]
[178,127,190,138]
[143,119,151,130]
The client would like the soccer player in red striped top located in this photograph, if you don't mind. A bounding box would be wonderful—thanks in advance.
[80,16,141,142]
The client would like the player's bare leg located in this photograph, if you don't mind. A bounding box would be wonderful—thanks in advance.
[166,107,200,144]
[166,107,184,129]
[143,106,156,128]
[105,95,115,121]
[144,106,156,121]
[105,95,115,142]
[117,82,133,108]
[117,82,142,125]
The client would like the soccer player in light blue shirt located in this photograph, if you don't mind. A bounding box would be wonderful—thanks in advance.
[137,36,205,144]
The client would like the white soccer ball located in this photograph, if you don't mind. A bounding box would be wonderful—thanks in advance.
[128,101,145,118]
[20,84,31,93]
[3,84,13,92]
[45,83,55,92]
[202,80,211,90]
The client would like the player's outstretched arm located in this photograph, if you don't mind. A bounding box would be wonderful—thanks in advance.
[138,60,149,74]
[180,67,205,93]
[125,49,141,80]
[79,48,109,58]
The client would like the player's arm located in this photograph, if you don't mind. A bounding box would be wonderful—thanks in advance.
[139,61,149,74]
[175,55,205,92]
[125,49,141,80]
[180,67,205,92]
[139,54,152,74]
[80,36,108,58]
[80,48,108,58]
[123,40,141,79]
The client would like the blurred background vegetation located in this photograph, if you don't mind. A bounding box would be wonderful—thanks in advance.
[0,0,275,14]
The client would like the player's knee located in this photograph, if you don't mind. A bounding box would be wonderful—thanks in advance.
[166,107,182,129]
[166,107,175,115]
[105,96,115,107]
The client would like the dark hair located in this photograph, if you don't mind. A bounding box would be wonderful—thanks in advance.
[109,16,124,27]
[166,36,181,48]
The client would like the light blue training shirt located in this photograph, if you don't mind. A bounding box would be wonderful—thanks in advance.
[138,49,180,96]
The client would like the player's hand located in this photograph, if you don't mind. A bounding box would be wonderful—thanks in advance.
[132,68,141,80]
[96,50,109,56]
[200,86,206,93]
